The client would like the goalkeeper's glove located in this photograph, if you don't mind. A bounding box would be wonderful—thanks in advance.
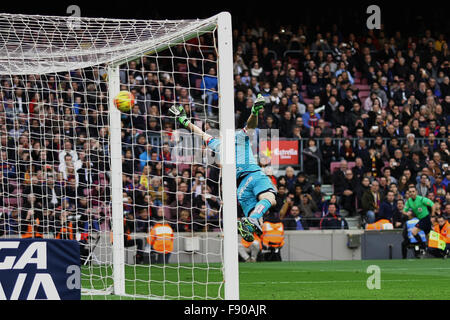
[169,105,190,128]
[251,94,265,115]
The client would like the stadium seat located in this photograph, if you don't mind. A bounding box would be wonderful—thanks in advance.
[354,84,370,91]
[303,98,314,105]
[340,209,349,217]
[346,217,360,229]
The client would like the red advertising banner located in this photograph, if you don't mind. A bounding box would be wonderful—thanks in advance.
[259,140,299,165]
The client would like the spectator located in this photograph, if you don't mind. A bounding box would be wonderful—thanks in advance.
[340,138,356,162]
[392,198,407,229]
[295,172,313,194]
[298,193,318,228]
[139,144,154,171]
[310,181,325,211]
[332,159,348,195]
[340,169,358,216]
[279,111,296,138]
[366,147,385,178]
[302,138,322,177]
[306,74,322,98]
[283,166,297,193]
[320,203,349,230]
[393,80,411,106]
[362,180,382,224]
[302,104,321,129]
[282,204,308,230]
[432,174,446,197]
[201,67,218,116]
[416,173,432,197]
[335,62,354,84]
[284,67,302,89]
[378,190,397,223]
[352,157,367,182]
[320,136,339,176]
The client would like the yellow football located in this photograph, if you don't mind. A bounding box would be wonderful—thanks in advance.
[114,90,135,112]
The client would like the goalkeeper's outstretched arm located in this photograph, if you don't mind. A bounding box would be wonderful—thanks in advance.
[245,94,265,130]
[169,94,265,147]
[169,105,212,145]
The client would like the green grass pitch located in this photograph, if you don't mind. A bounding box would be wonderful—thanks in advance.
[82,259,450,300]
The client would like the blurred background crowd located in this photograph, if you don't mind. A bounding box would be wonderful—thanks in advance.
[0,4,449,243]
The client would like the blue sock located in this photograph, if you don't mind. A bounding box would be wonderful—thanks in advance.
[249,199,272,220]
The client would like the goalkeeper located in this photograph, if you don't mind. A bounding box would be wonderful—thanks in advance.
[169,94,276,242]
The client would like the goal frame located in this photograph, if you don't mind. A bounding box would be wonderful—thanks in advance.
[107,11,239,300]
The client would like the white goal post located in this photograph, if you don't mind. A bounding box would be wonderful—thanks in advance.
[0,11,239,300]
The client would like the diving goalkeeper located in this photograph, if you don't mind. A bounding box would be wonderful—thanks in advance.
[169,94,276,242]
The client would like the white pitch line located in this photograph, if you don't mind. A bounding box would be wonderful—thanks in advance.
[240,267,450,274]
[241,279,444,285]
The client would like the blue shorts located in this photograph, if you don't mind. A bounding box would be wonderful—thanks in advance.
[237,170,276,216]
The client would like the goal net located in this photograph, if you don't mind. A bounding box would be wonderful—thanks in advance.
[0,12,238,300]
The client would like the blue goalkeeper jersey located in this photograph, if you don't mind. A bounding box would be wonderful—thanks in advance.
[207,128,261,179]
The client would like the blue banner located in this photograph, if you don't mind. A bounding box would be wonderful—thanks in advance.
[0,239,81,300]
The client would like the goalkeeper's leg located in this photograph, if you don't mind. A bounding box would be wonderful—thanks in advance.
[237,172,276,240]
[245,192,276,234]
[239,192,276,239]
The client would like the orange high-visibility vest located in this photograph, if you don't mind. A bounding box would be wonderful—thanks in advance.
[433,221,450,244]
[148,223,174,254]
[428,230,447,250]
[22,218,43,239]
[262,221,285,248]
[241,233,262,250]
[56,221,73,240]
[365,219,394,230]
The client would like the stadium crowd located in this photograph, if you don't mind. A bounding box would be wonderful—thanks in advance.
[0,19,449,252]
[230,24,450,232]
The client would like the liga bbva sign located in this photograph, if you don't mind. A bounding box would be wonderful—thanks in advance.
[0,239,81,300]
